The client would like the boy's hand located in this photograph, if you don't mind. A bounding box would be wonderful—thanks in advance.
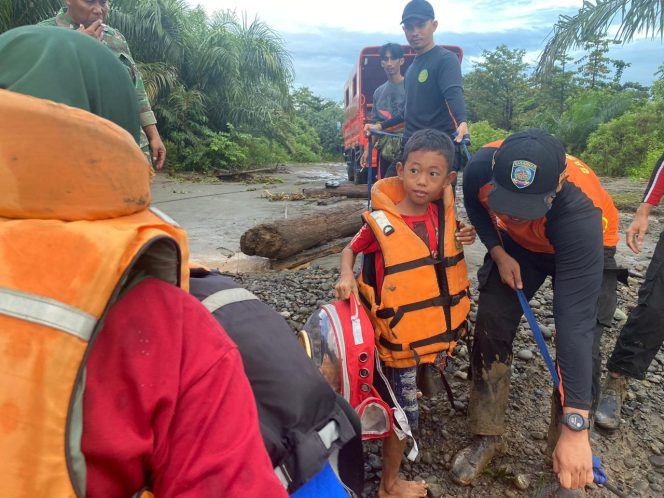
[456,221,476,245]
[335,272,359,301]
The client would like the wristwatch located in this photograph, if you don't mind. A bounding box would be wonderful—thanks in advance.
[562,413,590,431]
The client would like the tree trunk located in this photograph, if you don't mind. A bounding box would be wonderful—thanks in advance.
[302,184,369,199]
[240,203,365,259]
[269,237,351,270]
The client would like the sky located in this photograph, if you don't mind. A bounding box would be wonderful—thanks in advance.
[193,0,664,100]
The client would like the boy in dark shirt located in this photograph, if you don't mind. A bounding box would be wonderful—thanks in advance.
[361,43,406,178]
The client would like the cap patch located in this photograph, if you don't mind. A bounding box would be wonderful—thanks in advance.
[511,160,537,189]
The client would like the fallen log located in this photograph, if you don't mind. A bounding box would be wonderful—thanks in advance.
[216,166,278,179]
[269,237,351,271]
[241,203,365,259]
[302,184,368,199]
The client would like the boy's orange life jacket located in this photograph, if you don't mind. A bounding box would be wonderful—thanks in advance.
[356,178,470,368]
[0,90,188,497]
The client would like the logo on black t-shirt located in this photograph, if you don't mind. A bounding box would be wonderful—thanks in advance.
[418,69,428,83]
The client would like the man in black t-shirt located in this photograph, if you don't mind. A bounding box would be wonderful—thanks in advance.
[364,0,468,177]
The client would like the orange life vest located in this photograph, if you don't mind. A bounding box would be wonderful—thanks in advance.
[0,90,188,497]
[357,178,470,368]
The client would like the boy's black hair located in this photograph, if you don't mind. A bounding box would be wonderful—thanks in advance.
[379,43,404,60]
[402,129,455,170]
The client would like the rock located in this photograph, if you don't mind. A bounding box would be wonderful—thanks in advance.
[614,308,628,321]
[279,310,291,318]
[517,349,534,361]
[421,451,433,465]
[540,325,554,339]
[453,370,468,380]
[650,455,664,467]
[529,299,541,308]
[651,483,664,493]
[427,483,443,497]
[504,490,517,498]
[514,473,530,490]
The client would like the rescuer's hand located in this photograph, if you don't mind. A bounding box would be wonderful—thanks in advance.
[360,149,368,168]
[626,203,652,254]
[552,425,594,490]
[490,246,523,290]
[364,123,382,136]
[455,221,476,245]
[454,122,469,143]
[335,272,359,301]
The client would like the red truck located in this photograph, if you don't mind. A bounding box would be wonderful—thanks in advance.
[342,44,463,184]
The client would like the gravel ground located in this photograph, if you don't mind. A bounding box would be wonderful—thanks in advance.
[226,226,664,498]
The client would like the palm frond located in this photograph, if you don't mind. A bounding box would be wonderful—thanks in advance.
[537,0,664,76]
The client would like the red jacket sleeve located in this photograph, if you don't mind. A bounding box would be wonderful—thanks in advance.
[83,278,287,498]
[643,152,664,207]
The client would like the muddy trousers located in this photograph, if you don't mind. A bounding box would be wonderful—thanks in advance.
[607,231,664,380]
[468,244,618,436]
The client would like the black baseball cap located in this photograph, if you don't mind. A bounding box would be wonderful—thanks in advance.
[488,129,567,220]
[401,0,435,24]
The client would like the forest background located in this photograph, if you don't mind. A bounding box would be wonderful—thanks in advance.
[3,0,663,177]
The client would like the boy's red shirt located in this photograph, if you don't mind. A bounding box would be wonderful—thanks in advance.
[351,202,439,293]
[83,278,287,498]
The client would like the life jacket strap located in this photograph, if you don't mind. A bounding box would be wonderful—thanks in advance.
[441,252,465,267]
[378,321,467,352]
[384,256,438,276]
[375,290,468,328]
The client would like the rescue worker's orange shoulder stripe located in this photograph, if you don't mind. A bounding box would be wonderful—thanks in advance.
[563,156,619,247]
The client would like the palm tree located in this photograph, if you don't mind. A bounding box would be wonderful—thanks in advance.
[0,0,60,33]
[538,0,663,75]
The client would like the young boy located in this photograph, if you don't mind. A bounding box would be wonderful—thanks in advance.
[335,129,475,498]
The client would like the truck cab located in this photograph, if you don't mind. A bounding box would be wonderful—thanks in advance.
[342,44,462,184]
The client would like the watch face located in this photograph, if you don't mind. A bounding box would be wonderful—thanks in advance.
[567,413,585,430]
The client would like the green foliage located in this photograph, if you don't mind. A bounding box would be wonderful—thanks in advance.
[292,87,343,158]
[0,0,60,32]
[553,88,644,155]
[582,88,664,176]
[468,121,509,153]
[465,45,530,131]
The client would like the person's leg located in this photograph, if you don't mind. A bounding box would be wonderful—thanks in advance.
[451,246,547,485]
[590,248,619,414]
[596,231,664,429]
[379,366,427,498]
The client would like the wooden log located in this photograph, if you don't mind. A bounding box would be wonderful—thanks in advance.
[302,184,368,199]
[216,166,278,178]
[241,203,365,259]
[269,237,351,271]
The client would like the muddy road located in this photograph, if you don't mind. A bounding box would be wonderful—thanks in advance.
[153,163,663,498]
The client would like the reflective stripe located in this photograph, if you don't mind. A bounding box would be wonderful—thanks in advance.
[273,420,340,489]
[149,207,180,227]
[0,287,96,341]
[370,210,394,236]
[201,288,259,313]
[317,420,340,450]
[274,465,291,489]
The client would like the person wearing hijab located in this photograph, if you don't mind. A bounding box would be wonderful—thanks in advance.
[0,26,287,498]
[40,0,167,170]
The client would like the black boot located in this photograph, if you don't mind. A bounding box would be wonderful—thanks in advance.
[595,374,628,430]
[450,435,503,485]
